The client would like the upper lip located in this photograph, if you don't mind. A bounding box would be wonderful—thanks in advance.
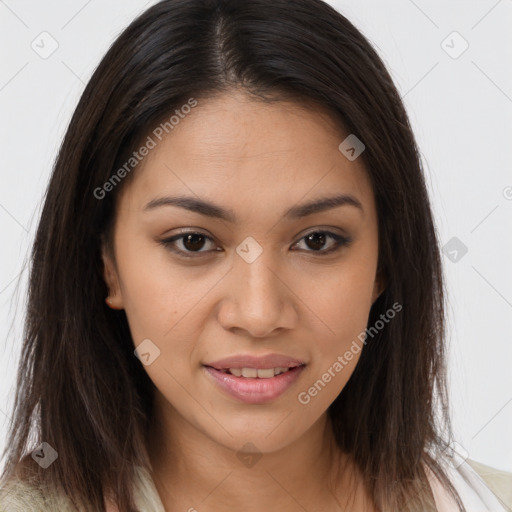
[204,353,306,370]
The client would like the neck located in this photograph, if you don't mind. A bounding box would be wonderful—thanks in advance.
[147,392,364,512]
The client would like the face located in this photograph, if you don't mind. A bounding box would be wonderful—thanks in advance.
[102,91,384,456]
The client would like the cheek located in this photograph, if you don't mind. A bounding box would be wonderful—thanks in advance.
[114,238,186,342]
[115,239,224,371]
[294,256,376,400]
[296,260,376,341]
[296,276,369,412]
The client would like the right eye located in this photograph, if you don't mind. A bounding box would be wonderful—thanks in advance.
[159,231,221,258]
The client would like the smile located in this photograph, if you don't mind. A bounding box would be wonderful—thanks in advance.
[218,367,293,378]
[203,364,306,404]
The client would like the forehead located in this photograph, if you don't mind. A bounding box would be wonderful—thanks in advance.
[118,91,375,220]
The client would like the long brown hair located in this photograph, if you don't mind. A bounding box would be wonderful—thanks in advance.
[0,0,465,510]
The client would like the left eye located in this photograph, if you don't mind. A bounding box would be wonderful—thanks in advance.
[160,230,351,258]
[161,232,218,256]
[292,231,351,254]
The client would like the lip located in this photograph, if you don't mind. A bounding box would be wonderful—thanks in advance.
[204,353,306,370]
[203,364,306,404]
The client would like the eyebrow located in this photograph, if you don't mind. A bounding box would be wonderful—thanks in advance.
[143,193,364,222]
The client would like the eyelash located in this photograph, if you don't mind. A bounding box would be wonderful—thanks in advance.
[159,230,352,259]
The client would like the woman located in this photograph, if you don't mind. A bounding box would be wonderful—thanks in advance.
[0,0,510,510]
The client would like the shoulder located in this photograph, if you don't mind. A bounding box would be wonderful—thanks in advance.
[132,465,166,512]
[466,458,512,509]
[0,458,91,512]
[0,476,75,511]
[0,455,73,511]
[424,455,512,511]
[0,476,119,512]
[0,464,164,512]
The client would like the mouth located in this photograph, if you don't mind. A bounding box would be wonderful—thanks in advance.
[211,366,302,378]
[202,364,306,404]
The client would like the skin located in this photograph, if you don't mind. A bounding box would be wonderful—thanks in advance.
[102,90,385,511]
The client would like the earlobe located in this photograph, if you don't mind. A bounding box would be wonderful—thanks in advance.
[101,245,124,310]
[105,292,123,310]
[372,268,387,305]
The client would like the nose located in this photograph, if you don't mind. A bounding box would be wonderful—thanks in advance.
[216,250,299,338]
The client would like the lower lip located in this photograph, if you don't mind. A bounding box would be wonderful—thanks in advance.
[203,365,305,404]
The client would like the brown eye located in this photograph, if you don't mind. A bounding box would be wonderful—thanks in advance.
[293,231,352,255]
[160,232,218,257]
[304,232,327,251]
[182,233,207,251]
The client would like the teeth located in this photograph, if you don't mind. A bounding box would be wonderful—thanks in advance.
[228,367,291,378]
[241,368,258,378]
[257,368,275,379]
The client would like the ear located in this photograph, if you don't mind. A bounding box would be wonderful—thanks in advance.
[371,265,387,306]
[101,244,124,310]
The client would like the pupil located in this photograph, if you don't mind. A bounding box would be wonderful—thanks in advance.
[184,234,205,251]
[306,232,326,251]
